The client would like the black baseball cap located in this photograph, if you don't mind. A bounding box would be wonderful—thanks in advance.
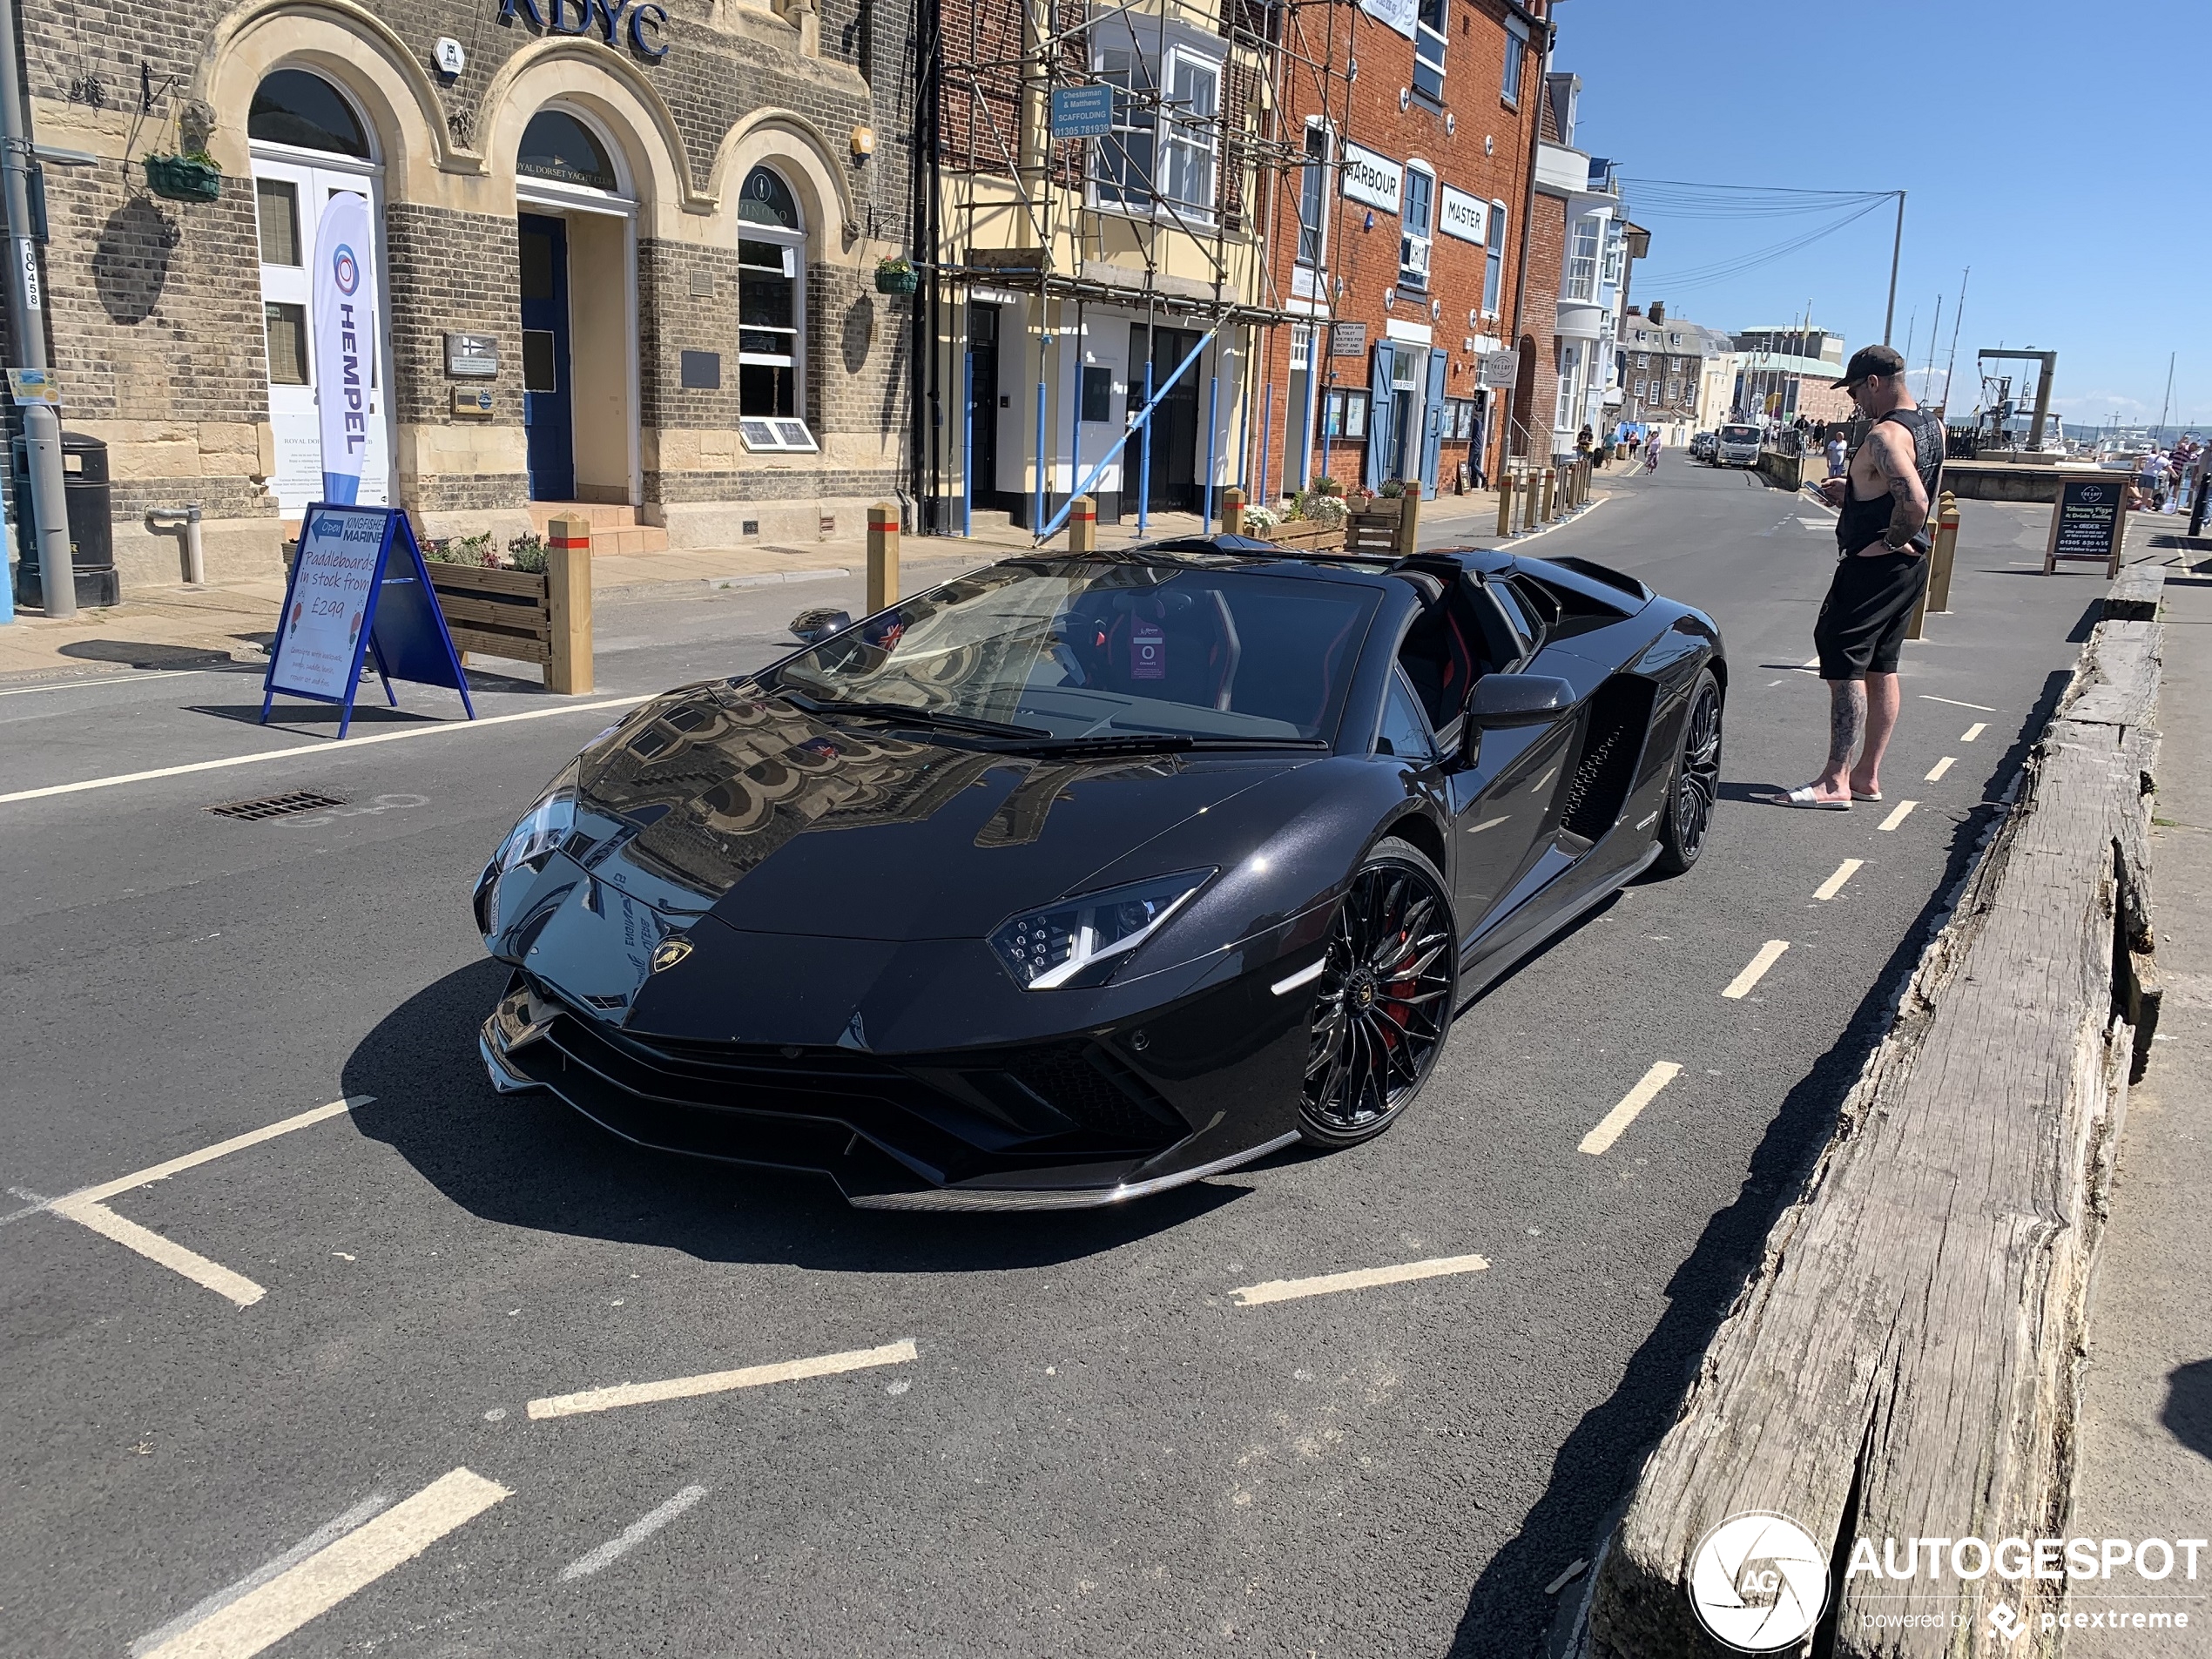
[1832,344,1906,391]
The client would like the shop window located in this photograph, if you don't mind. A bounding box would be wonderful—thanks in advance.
[249,68,370,158]
[735,165,816,453]
[518,110,617,192]
[1080,366,1113,422]
[1325,388,1369,439]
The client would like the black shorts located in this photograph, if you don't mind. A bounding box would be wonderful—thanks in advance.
[1813,550,1929,679]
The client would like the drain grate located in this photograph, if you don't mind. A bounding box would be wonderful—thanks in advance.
[206,789,347,822]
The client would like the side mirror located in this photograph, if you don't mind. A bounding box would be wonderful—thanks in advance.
[1467,673,1575,727]
[789,606,852,645]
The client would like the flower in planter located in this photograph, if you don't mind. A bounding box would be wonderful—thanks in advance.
[1378,479,1406,499]
[506,532,549,574]
[1312,475,1345,497]
[1304,496,1347,528]
[874,256,920,294]
[1240,504,1279,535]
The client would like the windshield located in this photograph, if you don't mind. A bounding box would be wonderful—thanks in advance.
[772,559,1379,745]
[1720,425,1759,443]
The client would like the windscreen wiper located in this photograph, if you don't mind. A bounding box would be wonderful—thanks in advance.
[773,688,1050,739]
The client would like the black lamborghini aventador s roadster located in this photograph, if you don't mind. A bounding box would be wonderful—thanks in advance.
[474,535,1724,1210]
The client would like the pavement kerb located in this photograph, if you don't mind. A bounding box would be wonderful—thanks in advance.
[1578,563,2168,1656]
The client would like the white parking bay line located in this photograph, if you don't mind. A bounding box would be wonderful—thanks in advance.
[132,1493,395,1657]
[1813,859,1864,901]
[527,1339,919,1420]
[1961,722,1987,743]
[1579,1062,1683,1156]
[1878,799,1918,832]
[1921,695,1996,712]
[48,1095,370,1306]
[0,697,646,806]
[1721,941,1791,1000]
[1924,756,1955,782]
[558,1485,709,1581]
[1231,1253,1490,1307]
[138,1468,508,1659]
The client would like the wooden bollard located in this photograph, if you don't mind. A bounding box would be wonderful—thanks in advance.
[867,502,900,613]
[1496,473,1516,537]
[1395,483,1421,555]
[546,512,593,696]
[1069,494,1097,555]
[1927,491,1959,614]
[1220,487,1244,536]
[1540,467,1556,522]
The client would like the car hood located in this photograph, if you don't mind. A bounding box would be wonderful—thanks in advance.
[566,684,1315,941]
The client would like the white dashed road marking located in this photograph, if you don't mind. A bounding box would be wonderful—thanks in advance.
[48,1096,370,1307]
[558,1485,710,1581]
[1924,757,1954,782]
[1231,1253,1490,1307]
[1961,722,1987,742]
[528,1339,920,1420]
[1878,800,1917,832]
[1921,695,1995,711]
[1813,860,1864,901]
[138,1468,508,1659]
[1721,941,1791,1000]
[1579,1062,1683,1156]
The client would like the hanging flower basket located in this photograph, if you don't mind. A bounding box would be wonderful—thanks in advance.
[145,154,222,203]
[873,258,920,296]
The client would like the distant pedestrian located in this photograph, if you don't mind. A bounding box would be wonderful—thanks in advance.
[2138,449,2170,513]
[1824,429,1848,479]
[1778,345,1942,810]
[1644,433,1663,474]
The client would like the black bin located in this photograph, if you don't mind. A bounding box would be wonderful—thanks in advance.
[13,431,119,610]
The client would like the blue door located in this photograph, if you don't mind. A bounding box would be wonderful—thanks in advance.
[519,212,574,501]
[1366,345,1394,491]
[1420,347,1447,498]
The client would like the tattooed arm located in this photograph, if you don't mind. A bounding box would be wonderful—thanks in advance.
[1861,423,1929,553]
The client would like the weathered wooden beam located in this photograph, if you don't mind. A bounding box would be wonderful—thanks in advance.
[2102,561,2168,624]
[2058,620,2161,734]
[1587,689,2158,1656]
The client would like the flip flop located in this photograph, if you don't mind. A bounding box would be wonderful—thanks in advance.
[1777,786,1851,810]
[1852,789,1883,802]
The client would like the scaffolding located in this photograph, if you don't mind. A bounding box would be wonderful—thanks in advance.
[921,0,1364,542]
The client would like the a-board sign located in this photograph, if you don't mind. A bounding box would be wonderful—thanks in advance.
[2043,475,2128,577]
[1049,85,1114,139]
[263,502,475,738]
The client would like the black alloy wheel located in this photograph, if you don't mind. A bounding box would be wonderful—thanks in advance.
[1298,837,1457,1148]
[1655,667,1723,875]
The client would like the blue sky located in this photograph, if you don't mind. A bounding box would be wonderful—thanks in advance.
[1554,0,2204,431]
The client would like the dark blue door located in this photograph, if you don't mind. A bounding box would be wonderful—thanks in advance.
[519,212,573,501]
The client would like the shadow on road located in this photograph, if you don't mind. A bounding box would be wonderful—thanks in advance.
[2163,1360,2212,1463]
[1442,664,2075,1659]
[342,959,1238,1273]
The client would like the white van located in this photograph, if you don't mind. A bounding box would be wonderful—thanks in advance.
[1714,422,1762,468]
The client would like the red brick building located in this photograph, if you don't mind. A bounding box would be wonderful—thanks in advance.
[1247,0,1553,503]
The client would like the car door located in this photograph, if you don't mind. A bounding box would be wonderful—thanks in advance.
[1446,578,1583,941]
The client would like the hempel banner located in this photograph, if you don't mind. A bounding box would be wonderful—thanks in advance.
[311,190,378,505]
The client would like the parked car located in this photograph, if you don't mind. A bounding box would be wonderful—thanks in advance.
[475,537,1726,1210]
[1689,431,1716,462]
[1713,423,1763,468]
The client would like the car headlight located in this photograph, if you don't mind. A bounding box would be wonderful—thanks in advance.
[990,869,1213,991]
[493,762,581,878]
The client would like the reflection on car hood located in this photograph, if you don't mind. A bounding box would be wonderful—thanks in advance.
[568,683,1312,941]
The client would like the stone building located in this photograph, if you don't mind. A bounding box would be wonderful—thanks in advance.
[10,0,919,595]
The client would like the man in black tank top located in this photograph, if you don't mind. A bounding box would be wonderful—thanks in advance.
[1777,345,1942,809]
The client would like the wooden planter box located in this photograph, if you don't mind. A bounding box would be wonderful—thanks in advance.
[1257,516,1346,553]
[426,544,593,694]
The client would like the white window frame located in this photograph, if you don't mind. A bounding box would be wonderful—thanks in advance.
[1565,215,1600,303]
[734,165,814,452]
[1399,162,1435,293]
[1288,320,1312,371]
[1090,37,1224,225]
[1501,21,1527,106]
[1413,0,1446,103]
[1296,120,1331,268]
[250,69,396,516]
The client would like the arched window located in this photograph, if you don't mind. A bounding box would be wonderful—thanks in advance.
[249,68,371,158]
[735,165,810,445]
[518,110,617,192]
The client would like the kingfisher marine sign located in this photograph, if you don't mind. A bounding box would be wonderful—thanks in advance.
[497,0,671,58]
[311,192,377,505]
